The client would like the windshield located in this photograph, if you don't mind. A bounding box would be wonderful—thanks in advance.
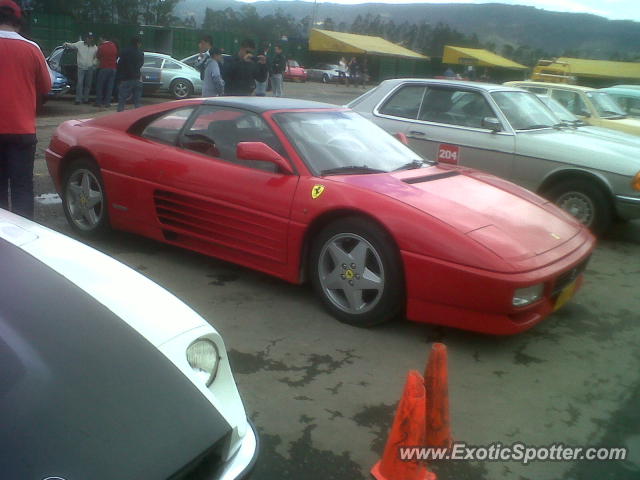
[288,60,300,68]
[536,95,579,123]
[275,110,427,175]
[586,92,626,118]
[491,91,560,130]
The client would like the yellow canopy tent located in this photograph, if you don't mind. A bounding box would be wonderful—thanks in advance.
[443,46,526,70]
[556,57,640,81]
[309,29,428,60]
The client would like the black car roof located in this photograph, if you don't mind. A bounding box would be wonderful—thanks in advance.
[202,96,340,113]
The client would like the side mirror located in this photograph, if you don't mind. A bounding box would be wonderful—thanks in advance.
[482,117,502,132]
[236,142,294,175]
[393,132,409,145]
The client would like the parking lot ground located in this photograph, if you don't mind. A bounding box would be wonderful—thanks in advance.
[34,82,640,480]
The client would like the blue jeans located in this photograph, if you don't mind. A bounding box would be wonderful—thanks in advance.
[76,67,95,103]
[0,135,36,219]
[95,68,116,106]
[117,79,143,112]
[271,73,283,97]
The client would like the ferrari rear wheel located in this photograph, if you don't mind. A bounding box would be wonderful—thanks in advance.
[310,217,404,327]
[62,158,110,238]
[546,179,612,236]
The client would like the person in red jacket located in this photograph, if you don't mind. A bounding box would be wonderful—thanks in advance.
[0,0,52,219]
[94,34,118,108]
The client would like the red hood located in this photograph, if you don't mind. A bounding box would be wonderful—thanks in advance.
[332,166,581,262]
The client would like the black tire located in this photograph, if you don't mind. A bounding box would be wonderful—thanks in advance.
[61,158,111,238]
[545,179,612,236]
[170,79,193,99]
[322,74,330,84]
[310,217,404,327]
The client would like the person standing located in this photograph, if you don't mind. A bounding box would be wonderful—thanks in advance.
[347,57,359,87]
[223,39,268,96]
[94,34,118,107]
[254,45,270,97]
[194,35,213,81]
[117,36,144,112]
[0,0,52,219]
[64,32,97,105]
[270,45,286,97]
[202,47,224,97]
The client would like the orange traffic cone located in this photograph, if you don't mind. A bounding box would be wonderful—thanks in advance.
[424,343,452,449]
[371,370,436,480]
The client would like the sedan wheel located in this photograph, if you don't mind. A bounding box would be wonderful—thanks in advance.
[171,79,192,99]
[322,74,330,84]
[63,159,110,237]
[311,217,403,327]
[547,179,612,236]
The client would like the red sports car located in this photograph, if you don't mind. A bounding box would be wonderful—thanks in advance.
[284,60,307,82]
[46,98,595,334]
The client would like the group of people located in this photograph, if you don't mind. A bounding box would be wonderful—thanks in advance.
[194,36,288,98]
[339,56,368,88]
[63,33,144,111]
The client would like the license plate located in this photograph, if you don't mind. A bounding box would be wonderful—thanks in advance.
[554,280,576,311]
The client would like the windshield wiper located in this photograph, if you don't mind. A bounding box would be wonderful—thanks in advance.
[601,111,627,119]
[393,159,432,171]
[320,165,387,176]
[519,124,554,130]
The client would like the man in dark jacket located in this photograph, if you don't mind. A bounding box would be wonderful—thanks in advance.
[117,36,144,112]
[223,39,268,96]
[270,45,286,97]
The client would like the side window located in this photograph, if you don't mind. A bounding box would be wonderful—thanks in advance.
[551,90,588,116]
[419,88,492,128]
[143,56,163,68]
[163,60,182,70]
[379,85,426,119]
[181,106,287,173]
[141,108,194,145]
[448,91,495,128]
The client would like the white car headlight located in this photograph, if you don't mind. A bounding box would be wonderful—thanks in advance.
[512,284,544,307]
[186,338,220,387]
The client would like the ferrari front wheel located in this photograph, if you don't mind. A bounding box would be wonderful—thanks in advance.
[62,158,110,238]
[310,217,404,327]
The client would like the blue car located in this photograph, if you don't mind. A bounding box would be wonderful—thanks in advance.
[47,68,70,98]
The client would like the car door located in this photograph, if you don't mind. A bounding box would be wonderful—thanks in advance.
[377,84,516,178]
[141,54,163,91]
[140,105,299,273]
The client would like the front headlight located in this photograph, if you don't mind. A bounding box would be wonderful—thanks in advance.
[512,284,544,307]
[186,338,220,387]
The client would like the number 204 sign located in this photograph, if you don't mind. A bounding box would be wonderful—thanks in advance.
[437,144,460,165]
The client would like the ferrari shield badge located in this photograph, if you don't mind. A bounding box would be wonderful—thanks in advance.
[311,184,325,199]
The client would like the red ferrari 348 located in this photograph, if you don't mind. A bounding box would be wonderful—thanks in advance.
[46,98,595,334]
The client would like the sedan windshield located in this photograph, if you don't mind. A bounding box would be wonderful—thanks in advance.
[275,110,428,175]
[586,92,626,118]
[491,91,560,130]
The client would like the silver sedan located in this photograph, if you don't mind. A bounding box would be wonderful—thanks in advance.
[349,79,640,234]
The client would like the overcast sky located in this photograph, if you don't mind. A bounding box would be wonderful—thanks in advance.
[241,0,640,22]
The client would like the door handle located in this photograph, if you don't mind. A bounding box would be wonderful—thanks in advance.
[409,130,425,137]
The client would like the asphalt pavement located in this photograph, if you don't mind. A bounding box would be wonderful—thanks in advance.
[33,82,640,480]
